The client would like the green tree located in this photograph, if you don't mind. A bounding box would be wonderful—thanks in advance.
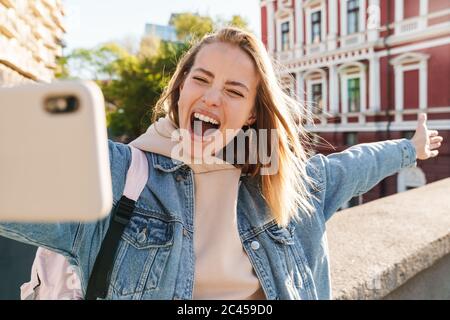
[55,55,70,79]
[228,15,249,30]
[138,34,162,59]
[171,13,214,41]
[214,14,250,33]
[64,43,129,80]
[102,41,187,140]
[171,13,249,42]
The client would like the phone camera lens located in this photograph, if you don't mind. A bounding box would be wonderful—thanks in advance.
[45,96,79,114]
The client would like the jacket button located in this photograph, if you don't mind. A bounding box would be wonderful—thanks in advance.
[250,241,260,250]
[183,228,189,237]
[176,175,184,182]
[137,229,147,243]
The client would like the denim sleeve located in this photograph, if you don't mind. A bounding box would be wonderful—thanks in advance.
[309,138,417,222]
[108,139,132,204]
[0,139,131,257]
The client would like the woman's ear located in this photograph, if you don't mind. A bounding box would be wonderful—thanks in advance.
[245,110,257,126]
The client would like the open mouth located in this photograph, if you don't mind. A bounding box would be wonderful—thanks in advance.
[189,111,221,140]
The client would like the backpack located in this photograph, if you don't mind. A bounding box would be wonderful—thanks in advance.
[20,145,149,300]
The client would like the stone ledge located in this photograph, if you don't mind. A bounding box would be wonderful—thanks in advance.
[327,178,450,299]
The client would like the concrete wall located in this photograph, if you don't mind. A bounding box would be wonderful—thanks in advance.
[329,178,450,300]
[384,253,450,300]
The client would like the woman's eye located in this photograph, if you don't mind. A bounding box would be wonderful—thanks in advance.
[193,77,207,83]
[227,90,244,98]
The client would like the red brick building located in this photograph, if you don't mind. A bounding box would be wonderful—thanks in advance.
[260,0,450,208]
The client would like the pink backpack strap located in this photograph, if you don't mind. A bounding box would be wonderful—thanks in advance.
[20,145,149,300]
[123,146,148,201]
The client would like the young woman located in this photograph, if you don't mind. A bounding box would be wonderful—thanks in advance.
[1,27,444,300]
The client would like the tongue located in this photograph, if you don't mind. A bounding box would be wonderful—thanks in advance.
[193,120,218,138]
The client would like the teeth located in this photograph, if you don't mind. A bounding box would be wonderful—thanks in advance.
[194,112,219,125]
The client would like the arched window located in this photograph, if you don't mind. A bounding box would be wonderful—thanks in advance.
[340,0,367,36]
[304,68,328,116]
[304,0,327,54]
[390,52,429,122]
[275,1,294,53]
[280,74,296,97]
[337,62,367,123]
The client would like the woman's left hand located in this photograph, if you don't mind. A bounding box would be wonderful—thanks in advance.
[410,113,444,160]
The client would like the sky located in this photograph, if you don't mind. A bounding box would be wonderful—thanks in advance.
[62,0,261,53]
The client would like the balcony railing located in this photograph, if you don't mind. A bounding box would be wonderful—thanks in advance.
[386,8,450,37]
[305,41,327,55]
[340,31,366,47]
[395,16,426,35]
[273,9,450,65]
[303,107,450,132]
[274,30,370,63]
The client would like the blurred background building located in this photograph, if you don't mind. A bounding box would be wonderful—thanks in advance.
[0,0,65,85]
[260,0,450,209]
[0,0,66,299]
[144,23,178,42]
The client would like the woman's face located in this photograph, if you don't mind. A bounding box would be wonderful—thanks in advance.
[178,42,259,157]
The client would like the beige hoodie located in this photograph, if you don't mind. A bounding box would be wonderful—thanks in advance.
[130,116,265,300]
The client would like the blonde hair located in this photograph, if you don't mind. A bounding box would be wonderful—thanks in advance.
[154,27,319,227]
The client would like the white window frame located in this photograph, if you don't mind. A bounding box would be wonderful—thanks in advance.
[307,79,325,115]
[305,71,328,115]
[279,0,293,9]
[276,15,294,52]
[305,2,327,45]
[304,68,327,125]
[341,0,367,36]
[338,62,367,123]
[390,52,429,122]
[342,73,362,113]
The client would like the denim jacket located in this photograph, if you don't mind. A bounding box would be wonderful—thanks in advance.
[0,138,417,300]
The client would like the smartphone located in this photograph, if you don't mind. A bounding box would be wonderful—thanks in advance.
[0,80,112,222]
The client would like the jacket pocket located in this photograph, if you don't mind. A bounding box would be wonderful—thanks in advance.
[109,213,174,298]
[265,222,316,299]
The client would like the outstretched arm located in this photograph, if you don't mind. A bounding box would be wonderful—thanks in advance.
[0,140,131,256]
[309,113,444,222]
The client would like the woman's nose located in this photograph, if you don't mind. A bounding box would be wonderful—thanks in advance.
[201,88,222,107]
